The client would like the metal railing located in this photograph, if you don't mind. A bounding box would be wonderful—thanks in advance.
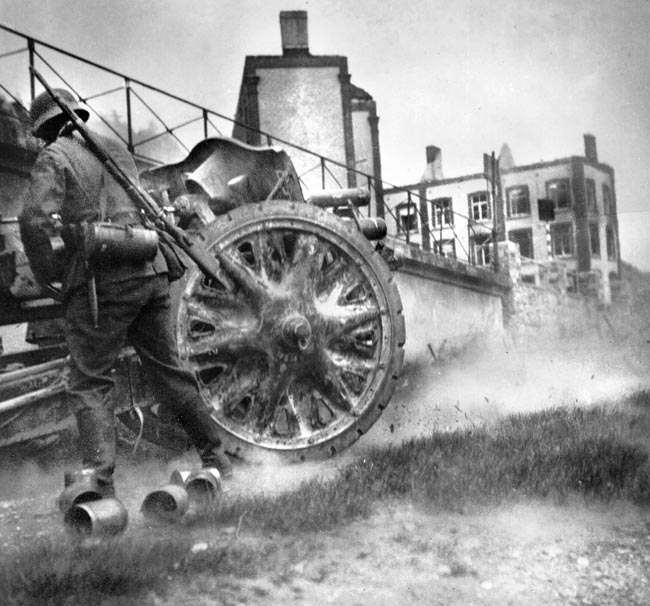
[0,23,498,272]
[383,186,500,269]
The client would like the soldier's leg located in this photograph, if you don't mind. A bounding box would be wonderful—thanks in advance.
[127,275,232,476]
[64,282,139,492]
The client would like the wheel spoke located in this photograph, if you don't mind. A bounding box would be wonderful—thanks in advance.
[214,247,269,303]
[204,364,260,417]
[319,303,381,341]
[187,325,262,357]
[185,299,252,327]
[290,233,328,286]
[192,282,241,307]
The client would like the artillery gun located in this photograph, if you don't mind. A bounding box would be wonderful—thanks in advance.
[0,135,405,462]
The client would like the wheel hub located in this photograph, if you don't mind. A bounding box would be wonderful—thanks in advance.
[280,314,312,351]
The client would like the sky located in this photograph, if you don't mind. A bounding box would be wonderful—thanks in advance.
[1,0,649,270]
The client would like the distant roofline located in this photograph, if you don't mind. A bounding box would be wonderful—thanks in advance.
[384,155,614,195]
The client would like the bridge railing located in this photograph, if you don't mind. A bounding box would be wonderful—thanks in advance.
[0,23,499,272]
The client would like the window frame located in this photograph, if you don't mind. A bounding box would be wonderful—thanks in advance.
[468,190,491,222]
[589,222,600,257]
[550,222,574,257]
[602,184,613,215]
[395,201,419,234]
[508,227,534,259]
[586,179,598,214]
[546,178,571,210]
[430,197,454,227]
[506,185,531,217]
[471,233,492,266]
[433,238,456,258]
[606,225,617,260]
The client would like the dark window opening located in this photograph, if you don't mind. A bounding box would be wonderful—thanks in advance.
[586,179,597,214]
[602,184,613,215]
[396,202,418,233]
[606,226,616,260]
[433,239,456,258]
[589,223,600,257]
[546,179,571,209]
[551,223,574,256]
[508,228,534,259]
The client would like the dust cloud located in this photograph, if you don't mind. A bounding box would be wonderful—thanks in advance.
[1,305,649,506]
[357,323,649,455]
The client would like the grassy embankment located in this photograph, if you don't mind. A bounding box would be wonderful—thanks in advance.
[3,391,650,604]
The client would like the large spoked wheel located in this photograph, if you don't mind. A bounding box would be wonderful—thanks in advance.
[173,200,405,461]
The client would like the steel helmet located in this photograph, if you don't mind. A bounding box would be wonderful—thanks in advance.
[30,88,89,137]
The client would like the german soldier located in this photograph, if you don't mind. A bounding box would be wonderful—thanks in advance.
[18,89,233,510]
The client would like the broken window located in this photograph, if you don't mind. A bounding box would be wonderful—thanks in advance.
[469,191,490,221]
[433,238,456,258]
[546,179,571,209]
[551,222,573,256]
[589,223,600,257]
[506,185,530,216]
[602,184,613,215]
[606,226,616,260]
[396,202,418,233]
[508,228,534,259]
[586,179,597,213]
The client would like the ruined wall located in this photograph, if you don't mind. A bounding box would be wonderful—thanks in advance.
[387,237,510,368]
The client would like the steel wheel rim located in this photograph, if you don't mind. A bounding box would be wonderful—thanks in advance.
[176,211,395,453]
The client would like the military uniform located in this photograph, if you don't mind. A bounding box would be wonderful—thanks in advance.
[19,94,231,497]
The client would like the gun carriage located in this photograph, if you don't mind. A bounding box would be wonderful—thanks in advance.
[0,94,405,462]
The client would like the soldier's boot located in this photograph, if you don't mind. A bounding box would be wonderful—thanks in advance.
[199,443,233,480]
[57,406,117,513]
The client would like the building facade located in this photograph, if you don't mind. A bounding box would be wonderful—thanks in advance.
[384,135,621,299]
[232,11,383,217]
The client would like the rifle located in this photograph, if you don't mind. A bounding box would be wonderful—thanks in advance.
[30,68,228,286]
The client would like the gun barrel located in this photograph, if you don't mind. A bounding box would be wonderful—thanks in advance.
[308,187,370,209]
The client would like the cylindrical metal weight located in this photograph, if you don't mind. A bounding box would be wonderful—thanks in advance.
[57,469,103,514]
[141,484,189,523]
[86,223,159,262]
[359,217,387,241]
[64,498,128,537]
[184,468,223,504]
[169,469,191,486]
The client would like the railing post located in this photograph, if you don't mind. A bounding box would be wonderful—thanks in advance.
[125,78,134,154]
[28,39,35,100]
[406,191,412,245]
[320,157,326,189]
[203,109,208,139]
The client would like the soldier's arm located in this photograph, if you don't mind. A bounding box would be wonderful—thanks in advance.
[18,150,66,285]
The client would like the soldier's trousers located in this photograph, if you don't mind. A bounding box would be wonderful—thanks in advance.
[64,273,222,482]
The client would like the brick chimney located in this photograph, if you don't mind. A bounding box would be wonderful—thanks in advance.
[584,134,598,163]
[280,11,309,55]
[421,145,444,181]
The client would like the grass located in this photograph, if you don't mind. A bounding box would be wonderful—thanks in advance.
[3,391,650,604]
